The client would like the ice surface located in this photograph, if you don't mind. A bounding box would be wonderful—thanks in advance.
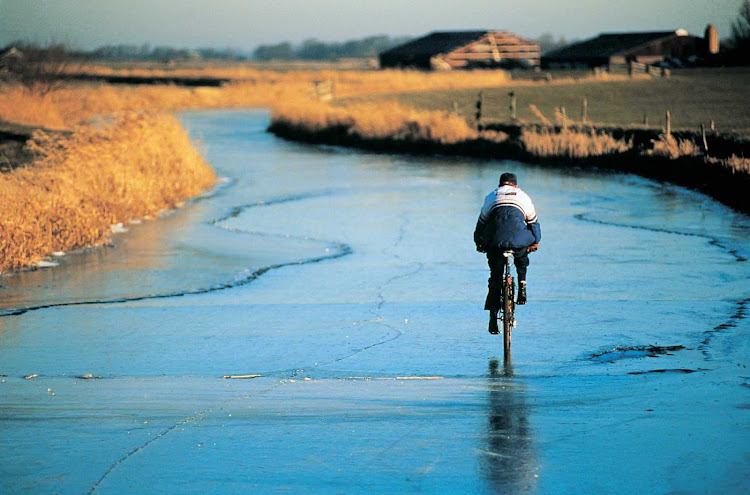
[1,109,748,494]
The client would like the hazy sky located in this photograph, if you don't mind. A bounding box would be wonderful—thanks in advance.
[0,0,743,51]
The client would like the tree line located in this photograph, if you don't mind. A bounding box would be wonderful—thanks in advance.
[253,34,578,61]
[731,0,750,63]
[0,34,583,64]
[87,45,247,61]
[253,35,411,61]
[0,36,413,64]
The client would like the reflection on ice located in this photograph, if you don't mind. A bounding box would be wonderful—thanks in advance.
[482,359,538,492]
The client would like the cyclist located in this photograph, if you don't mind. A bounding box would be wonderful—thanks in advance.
[474,173,541,334]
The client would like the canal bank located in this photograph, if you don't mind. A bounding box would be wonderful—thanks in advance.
[268,117,750,214]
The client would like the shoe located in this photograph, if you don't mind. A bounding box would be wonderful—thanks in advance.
[488,310,499,334]
[516,282,527,305]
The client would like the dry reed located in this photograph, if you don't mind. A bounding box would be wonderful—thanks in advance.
[272,99,478,144]
[68,62,638,95]
[650,133,700,159]
[520,128,631,158]
[0,82,309,127]
[713,154,750,174]
[0,68,515,128]
[69,64,514,96]
[271,95,634,158]
[0,112,216,273]
[0,65,646,129]
[5,64,643,129]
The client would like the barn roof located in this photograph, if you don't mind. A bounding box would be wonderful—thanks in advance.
[0,47,24,59]
[380,31,493,57]
[544,30,689,60]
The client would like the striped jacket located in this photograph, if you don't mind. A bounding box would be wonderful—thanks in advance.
[474,184,541,250]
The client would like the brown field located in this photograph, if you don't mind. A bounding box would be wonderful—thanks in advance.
[361,67,750,135]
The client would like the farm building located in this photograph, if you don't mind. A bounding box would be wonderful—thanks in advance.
[379,31,540,70]
[542,26,718,68]
[0,47,23,68]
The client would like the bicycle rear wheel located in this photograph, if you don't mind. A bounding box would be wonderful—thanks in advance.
[502,272,514,357]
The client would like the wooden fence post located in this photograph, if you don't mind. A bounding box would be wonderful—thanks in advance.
[701,124,709,154]
[643,113,648,126]
[581,97,588,124]
[475,91,483,131]
[665,110,671,137]
[509,91,517,121]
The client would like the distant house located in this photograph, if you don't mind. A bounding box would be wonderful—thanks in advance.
[379,31,540,71]
[0,47,23,72]
[542,27,718,68]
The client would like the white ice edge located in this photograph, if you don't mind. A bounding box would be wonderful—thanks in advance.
[36,260,59,268]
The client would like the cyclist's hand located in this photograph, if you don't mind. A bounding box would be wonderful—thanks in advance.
[476,244,486,253]
[527,243,539,253]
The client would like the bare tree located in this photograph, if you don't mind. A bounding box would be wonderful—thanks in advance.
[730,0,750,51]
[1,43,72,95]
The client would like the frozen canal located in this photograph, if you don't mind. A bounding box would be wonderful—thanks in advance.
[1,110,749,494]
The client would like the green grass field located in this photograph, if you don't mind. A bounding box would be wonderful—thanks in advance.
[358,67,750,135]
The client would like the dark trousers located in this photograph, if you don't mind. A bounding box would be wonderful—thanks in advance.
[484,248,529,311]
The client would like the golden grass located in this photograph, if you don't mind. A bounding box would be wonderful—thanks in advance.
[715,154,750,174]
[5,66,636,129]
[0,82,311,127]
[69,61,643,95]
[271,91,639,161]
[272,93,637,158]
[650,133,700,159]
[0,112,216,273]
[271,98,478,144]
[70,63,514,96]
[520,128,631,158]
[0,65,650,129]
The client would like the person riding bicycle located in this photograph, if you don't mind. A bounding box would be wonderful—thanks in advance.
[474,172,541,334]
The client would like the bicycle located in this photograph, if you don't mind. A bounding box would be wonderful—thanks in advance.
[498,250,516,358]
